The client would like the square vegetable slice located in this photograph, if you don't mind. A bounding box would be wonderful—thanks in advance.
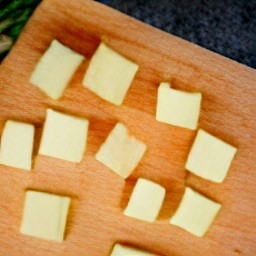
[156,82,202,130]
[30,40,84,99]
[83,42,139,105]
[0,120,34,170]
[95,123,146,178]
[124,178,165,222]
[170,187,221,237]
[111,244,156,256]
[39,109,89,163]
[20,191,71,242]
[186,129,237,182]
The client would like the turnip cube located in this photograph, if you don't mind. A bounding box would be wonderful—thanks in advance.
[20,191,70,242]
[0,120,34,170]
[111,244,156,256]
[186,129,237,182]
[83,42,139,105]
[30,40,84,99]
[170,187,221,237]
[39,109,89,163]
[156,82,202,130]
[124,178,165,222]
[95,123,146,178]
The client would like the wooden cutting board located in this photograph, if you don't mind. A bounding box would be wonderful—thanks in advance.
[0,0,255,255]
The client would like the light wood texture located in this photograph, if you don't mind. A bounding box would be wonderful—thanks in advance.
[0,0,256,255]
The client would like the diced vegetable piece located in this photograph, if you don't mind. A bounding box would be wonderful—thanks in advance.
[39,109,88,163]
[83,42,139,105]
[124,178,165,222]
[111,244,156,256]
[30,40,84,99]
[96,123,146,178]
[156,82,202,130]
[20,191,71,242]
[0,120,34,170]
[186,129,237,182]
[170,187,221,237]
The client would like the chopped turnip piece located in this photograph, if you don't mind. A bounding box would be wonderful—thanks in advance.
[30,40,84,99]
[83,42,139,105]
[111,244,156,256]
[0,120,34,170]
[39,109,88,163]
[20,191,71,242]
[170,187,221,237]
[124,178,165,222]
[156,82,202,130]
[186,129,237,182]
[96,123,146,178]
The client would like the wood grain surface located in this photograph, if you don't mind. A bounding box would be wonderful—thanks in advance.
[0,0,256,255]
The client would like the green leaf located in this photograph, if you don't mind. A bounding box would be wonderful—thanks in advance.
[0,8,34,33]
[0,0,41,21]
[5,20,27,40]
[0,0,42,62]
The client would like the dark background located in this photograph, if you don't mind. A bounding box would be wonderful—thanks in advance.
[0,0,255,68]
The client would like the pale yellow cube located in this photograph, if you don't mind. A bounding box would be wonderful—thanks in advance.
[186,129,237,182]
[170,187,221,237]
[20,191,71,242]
[124,178,165,222]
[83,42,139,105]
[39,109,89,163]
[111,244,156,256]
[156,82,202,130]
[0,120,34,170]
[30,40,84,99]
[95,123,146,178]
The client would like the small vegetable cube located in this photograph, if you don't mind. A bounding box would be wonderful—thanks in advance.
[39,109,89,163]
[0,120,34,170]
[170,187,221,237]
[156,82,202,130]
[186,129,237,182]
[124,178,165,222]
[111,244,156,256]
[83,42,139,105]
[95,123,146,178]
[20,191,71,242]
[30,40,84,99]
